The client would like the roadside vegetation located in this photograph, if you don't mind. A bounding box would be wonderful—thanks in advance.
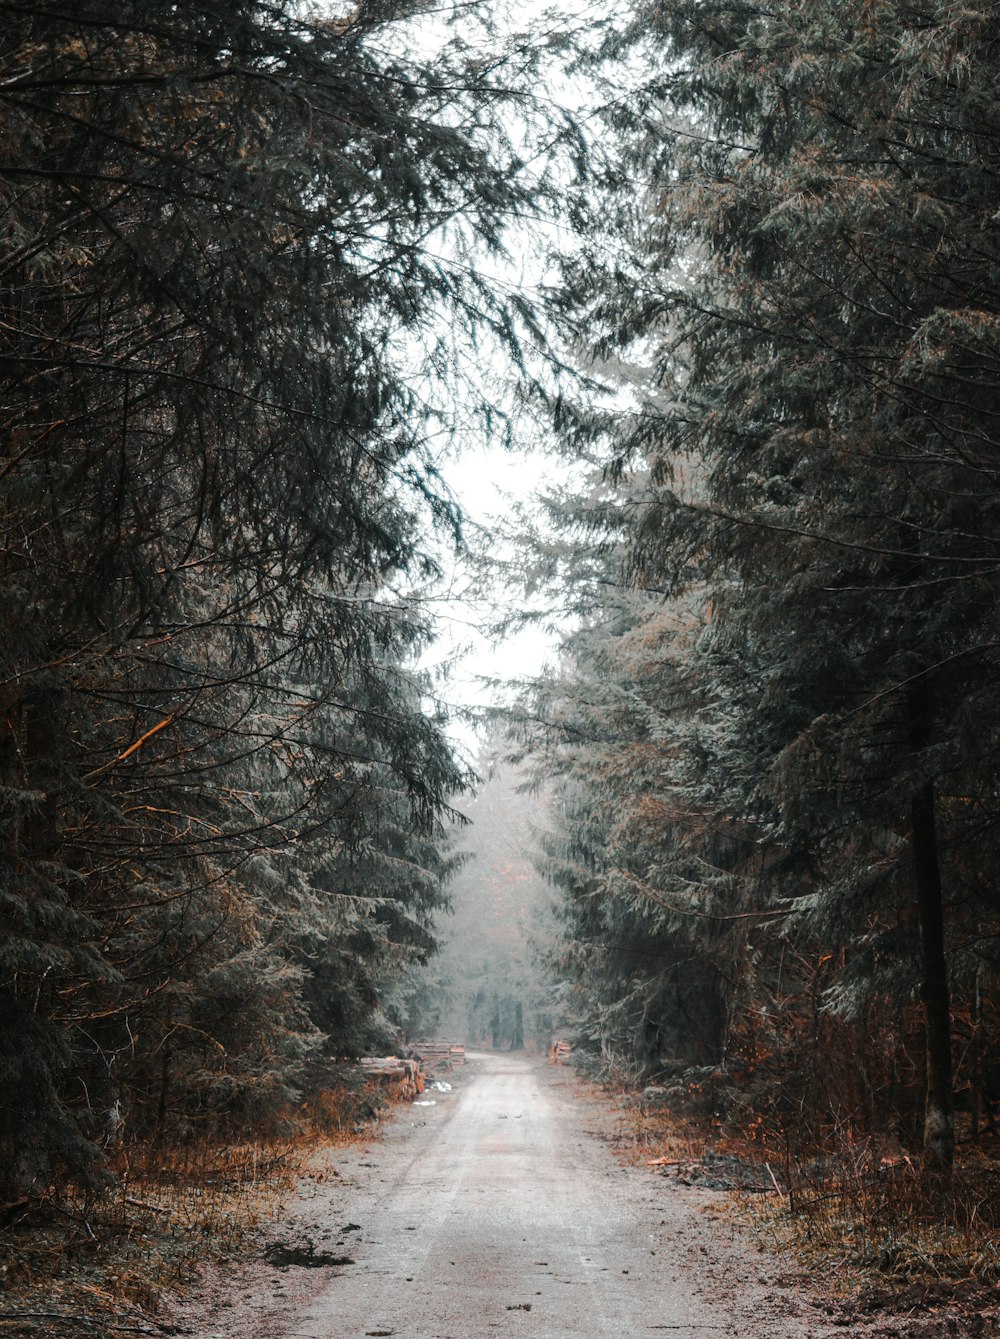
[599,1068,1000,1321]
[0,1075,389,1337]
[500,0,1000,1300]
[0,0,560,1222]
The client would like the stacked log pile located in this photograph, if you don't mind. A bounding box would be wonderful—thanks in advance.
[358,1042,465,1096]
[358,1056,425,1101]
[412,1041,465,1073]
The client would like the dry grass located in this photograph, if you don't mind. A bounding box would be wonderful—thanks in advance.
[605,1093,1000,1292]
[0,1139,305,1335]
[609,1098,706,1166]
[0,1082,390,1337]
[738,1151,1000,1289]
[299,1082,386,1143]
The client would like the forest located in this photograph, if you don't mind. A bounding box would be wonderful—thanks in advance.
[507,0,1000,1188]
[2,0,999,1250]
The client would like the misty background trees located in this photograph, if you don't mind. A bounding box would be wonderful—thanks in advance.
[415,754,553,1051]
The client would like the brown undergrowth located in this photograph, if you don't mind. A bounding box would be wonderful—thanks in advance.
[0,1082,389,1338]
[608,1094,706,1167]
[736,1151,1000,1338]
[607,1086,1000,1330]
[738,1148,1000,1286]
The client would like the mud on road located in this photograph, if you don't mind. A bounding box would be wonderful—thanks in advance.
[169,1052,838,1339]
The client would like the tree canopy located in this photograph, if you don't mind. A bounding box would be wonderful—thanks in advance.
[0,0,549,1194]
[509,0,1000,1172]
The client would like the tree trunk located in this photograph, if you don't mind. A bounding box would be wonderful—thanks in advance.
[972,967,982,1143]
[908,677,954,1174]
[157,1049,171,1145]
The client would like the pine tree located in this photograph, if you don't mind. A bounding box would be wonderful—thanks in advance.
[0,0,546,1192]
[498,461,742,1077]
[549,0,1000,1169]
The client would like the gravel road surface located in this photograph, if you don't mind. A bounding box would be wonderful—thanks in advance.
[173,1052,836,1339]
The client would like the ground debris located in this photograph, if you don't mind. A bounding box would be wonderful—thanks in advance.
[824,1282,1000,1338]
[263,1240,355,1269]
[651,1151,776,1192]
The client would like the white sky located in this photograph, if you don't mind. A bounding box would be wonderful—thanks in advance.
[396,4,600,758]
[421,440,560,760]
[373,0,612,761]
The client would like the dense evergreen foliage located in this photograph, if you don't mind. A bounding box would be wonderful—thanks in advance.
[8,0,1000,1208]
[513,0,1000,1171]
[0,0,542,1196]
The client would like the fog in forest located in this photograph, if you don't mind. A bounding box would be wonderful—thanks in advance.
[413,754,555,1051]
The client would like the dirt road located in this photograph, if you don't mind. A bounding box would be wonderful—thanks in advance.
[173,1052,835,1339]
